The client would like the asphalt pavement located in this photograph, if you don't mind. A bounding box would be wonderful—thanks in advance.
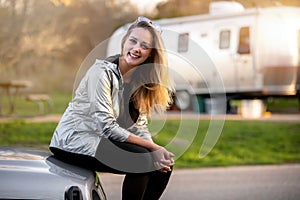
[1,112,299,122]
[99,164,300,200]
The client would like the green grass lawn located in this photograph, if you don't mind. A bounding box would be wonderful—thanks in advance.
[0,92,72,116]
[1,94,298,117]
[0,119,299,169]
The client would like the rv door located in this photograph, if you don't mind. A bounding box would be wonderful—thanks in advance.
[213,24,256,94]
[212,25,238,92]
[235,26,255,91]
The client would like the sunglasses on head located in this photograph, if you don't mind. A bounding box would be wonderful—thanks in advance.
[136,16,162,34]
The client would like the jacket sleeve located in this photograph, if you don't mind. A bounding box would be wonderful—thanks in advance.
[88,63,131,142]
[127,113,153,141]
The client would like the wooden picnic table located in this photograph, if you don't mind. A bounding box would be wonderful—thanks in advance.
[0,80,32,115]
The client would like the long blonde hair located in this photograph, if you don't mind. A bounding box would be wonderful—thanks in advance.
[121,20,174,115]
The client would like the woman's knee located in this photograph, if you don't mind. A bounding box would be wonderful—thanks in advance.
[96,139,155,173]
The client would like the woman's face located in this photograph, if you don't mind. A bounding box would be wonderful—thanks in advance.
[122,27,153,68]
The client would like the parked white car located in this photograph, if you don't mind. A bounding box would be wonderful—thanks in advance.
[0,146,106,200]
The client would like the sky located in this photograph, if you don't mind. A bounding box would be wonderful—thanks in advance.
[129,0,167,14]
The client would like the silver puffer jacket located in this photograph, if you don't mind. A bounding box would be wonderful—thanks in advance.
[50,58,152,157]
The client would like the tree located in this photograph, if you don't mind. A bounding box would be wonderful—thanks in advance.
[0,0,138,92]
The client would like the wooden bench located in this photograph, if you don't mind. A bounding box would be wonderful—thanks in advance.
[25,94,54,115]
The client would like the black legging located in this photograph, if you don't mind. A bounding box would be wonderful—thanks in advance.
[50,138,172,200]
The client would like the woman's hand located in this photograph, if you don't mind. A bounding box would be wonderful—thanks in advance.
[152,146,174,173]
[125,134,174,172]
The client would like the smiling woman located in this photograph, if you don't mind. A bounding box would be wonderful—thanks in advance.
[120,28,153,70]
[49,16,175,200]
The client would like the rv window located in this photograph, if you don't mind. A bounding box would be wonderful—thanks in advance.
[238,27,250,54]
[178,33,189,52]
[219,30,230,49]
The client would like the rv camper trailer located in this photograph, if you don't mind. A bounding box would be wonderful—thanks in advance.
[106,1,300,113]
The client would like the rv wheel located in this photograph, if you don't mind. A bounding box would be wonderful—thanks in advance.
[174,90,191,110]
